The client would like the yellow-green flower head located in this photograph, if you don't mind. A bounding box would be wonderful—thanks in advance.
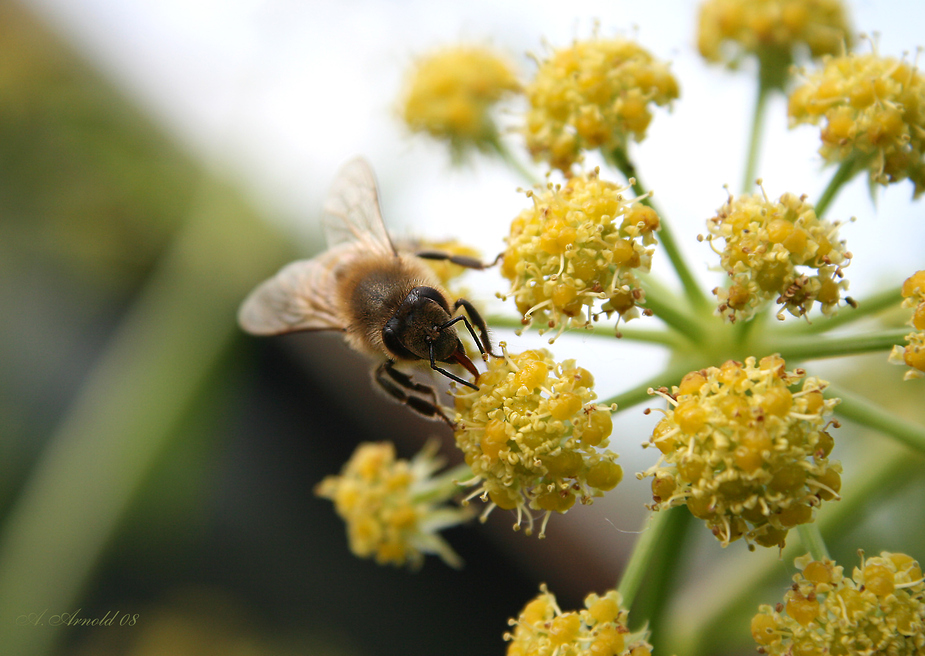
[753,552,925,655]
[505,584,653,656]
[704,187,851,322]
[698,0,852,86]
[789,49,925,197]
[889,270,925,380]
[452,347,622,538]
[524,37,679,174]
[314,441,471,569]
[400,45,520,157]
[641,356,841,549]
[500,170,660,340]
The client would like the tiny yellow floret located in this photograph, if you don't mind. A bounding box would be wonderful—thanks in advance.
[890,270,925,380]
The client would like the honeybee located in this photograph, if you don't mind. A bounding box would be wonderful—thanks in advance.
[238,158,495,423]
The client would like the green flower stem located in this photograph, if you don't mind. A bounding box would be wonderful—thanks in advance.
[607,147,712,314]
[777,285,904,335]
[617,507,678,611]
[814,155,863,219]
[773,327,910,361]
[742,79,771,194]
[414,463,475,505]
[797,523,830,562]
[641,288,707,343]
[828,382,925,456]
[486,132,543,187]
[0,181,291,656]
[602,358,700,411]
[484,314,687,350]
[624,508,693,639]
[664,441,922,656]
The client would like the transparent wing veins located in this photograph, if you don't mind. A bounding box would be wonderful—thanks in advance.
[322,157,397,257]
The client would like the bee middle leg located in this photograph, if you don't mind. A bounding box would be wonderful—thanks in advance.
[374,360,454,427]
[415,250,503,270]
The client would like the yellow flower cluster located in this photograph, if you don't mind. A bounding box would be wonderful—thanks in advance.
[401,45,520,156]
[314,441,470,569]
[641,356,841,548]
[698,0,852,85]
[452,348,621,537]
[889,270,925,379]
[753,552,925,655]
[703,188,851,321]
[524,37,679,173]
[505,585,653,656]
[789,50,925,197]
[501,171,659,340]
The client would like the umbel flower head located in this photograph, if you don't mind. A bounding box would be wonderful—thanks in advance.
[505,584,653,656]
[789,47,925,197]
[452,347,622,537]
[524,36,679,174]
[752,551,925,655]
[698,0,853,88]
[641,356,841,549]
[703,186,851,322]
[314,441,471,569]
[889,269,925,380]
[400,45,520,158]
[500,170,660,340]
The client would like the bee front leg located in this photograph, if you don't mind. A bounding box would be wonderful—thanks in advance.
[374,360,455,427]
[452,298,500,358]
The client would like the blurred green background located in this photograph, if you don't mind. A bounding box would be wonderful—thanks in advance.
[0,2,541,654]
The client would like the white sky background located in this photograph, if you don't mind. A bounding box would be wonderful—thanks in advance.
[20,0,925,409]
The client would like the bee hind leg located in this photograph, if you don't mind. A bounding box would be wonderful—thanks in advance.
[374,360,455,427]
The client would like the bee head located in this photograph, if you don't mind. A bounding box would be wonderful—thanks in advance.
[383,286,459,363]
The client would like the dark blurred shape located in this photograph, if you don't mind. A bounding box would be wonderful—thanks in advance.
[0,3,538,655]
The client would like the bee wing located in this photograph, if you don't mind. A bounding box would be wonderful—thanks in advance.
[322,157,398,257]
[238,248,348,335]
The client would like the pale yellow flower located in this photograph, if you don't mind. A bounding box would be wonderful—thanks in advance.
[641,356,841,548]
[501,170,659,340]
[753,552,925,655]
[889,270,925,379]
[401,45,520,157]
[315,441,471,568]
[703,186,851,321]
[524,37,678,173]
[698,0,852,87]
[789,49,925,196]
[505,584,653,656]
[453,347,621,537]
